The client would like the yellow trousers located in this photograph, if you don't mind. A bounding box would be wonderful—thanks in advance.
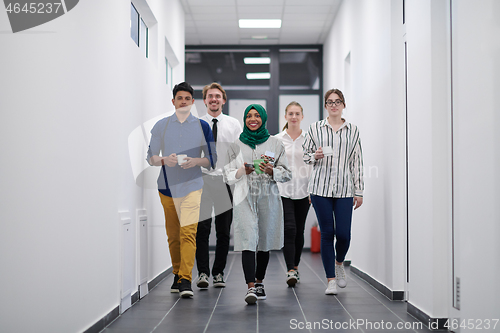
[159,189,202,282]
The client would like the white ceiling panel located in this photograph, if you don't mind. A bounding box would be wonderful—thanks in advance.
[191,13,238,21]
[239,32,281,39]
[284,5,332,14]
[285,0,338,5]
[187,0,236,5]
[237,0,284,5]
[280,27,324,34]
[183,0,342,45]
[197,29,240,36]
[189,6,237,14]
[237,13,284,19]
[282,13,330,21]
[238,6,284,14]
[280,20,325,30]
[194,20,238,28]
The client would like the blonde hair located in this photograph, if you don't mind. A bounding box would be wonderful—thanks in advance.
[283,101,304,131]
[202,82,227,101]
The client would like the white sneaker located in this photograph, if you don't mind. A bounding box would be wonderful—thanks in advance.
[335,263,347,288]
[325,279,338,295]
[196,273,209,288]
[245,287,258,304]
[286,270,298,287]
[213,273,226,288]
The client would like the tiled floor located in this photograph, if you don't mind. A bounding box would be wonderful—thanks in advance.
[103,252,434,333]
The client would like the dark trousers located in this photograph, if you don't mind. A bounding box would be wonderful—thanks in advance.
[241,250,270,284]
[281,197,311,271]
[310,195,353,279]
[196,174,233,277]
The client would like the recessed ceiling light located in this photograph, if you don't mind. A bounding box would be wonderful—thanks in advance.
[246,73,271,80]
[239,19,282,29]
[244,57,271,64]
[251,35,268,40]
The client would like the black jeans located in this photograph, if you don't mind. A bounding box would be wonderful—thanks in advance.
[196,174,233,277]
[281,197,311,271]
[241,250,270,284]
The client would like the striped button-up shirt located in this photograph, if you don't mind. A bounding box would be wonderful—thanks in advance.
[302,119,364,198]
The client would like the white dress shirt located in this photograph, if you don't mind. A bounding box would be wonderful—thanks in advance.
[275,130,312,200]
[201,112,242,176]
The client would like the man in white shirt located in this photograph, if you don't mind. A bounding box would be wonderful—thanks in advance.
[196,82,242,289]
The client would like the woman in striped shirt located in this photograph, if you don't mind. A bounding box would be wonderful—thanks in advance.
[302,88,364,295]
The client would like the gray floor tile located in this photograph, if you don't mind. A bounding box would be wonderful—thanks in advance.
[103,251,432,333]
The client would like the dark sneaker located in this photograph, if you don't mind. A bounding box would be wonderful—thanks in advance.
[255,283,266,300]
[244,287,257,305]
[171,274,180,293]
[196,273,209,289]
[296,270,300,283]
[179,279,194,298]
[213,273,226,288]
[286,270,298,287]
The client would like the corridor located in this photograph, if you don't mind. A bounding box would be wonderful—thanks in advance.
[103,252,434,333]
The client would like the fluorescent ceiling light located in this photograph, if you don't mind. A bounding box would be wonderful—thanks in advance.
[244,57,271,64]
[246,73,271,80]
[239,19,282,29]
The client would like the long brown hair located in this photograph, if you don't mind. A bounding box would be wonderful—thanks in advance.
[282,101,304,131]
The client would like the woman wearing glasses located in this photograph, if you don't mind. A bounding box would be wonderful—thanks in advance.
[302,89,364,295]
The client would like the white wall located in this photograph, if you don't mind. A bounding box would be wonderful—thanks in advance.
[323,0,406,290]
[0,0,185,332]
[405,0,452,318]
[323,0,500,326]
[452,0,500,328]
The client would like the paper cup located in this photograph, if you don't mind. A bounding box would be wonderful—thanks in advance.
[253,159,265,174]
[322,146,333,156]
[177,154,187,165]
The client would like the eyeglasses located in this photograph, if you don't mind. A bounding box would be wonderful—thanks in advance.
[326,99,343,107]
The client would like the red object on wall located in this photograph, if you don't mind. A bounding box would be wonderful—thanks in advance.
[310,225,321,253]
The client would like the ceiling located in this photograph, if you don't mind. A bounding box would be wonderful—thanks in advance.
[180,0,343,45]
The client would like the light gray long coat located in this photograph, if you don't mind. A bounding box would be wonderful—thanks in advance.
[224,137,291,252]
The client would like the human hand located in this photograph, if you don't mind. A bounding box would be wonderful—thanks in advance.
[314,147,324,160]
[260,161,273,176]
[244,163,255,175]
[165,153,178,167]
[180,157,198,169]
[353,196,363,210]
